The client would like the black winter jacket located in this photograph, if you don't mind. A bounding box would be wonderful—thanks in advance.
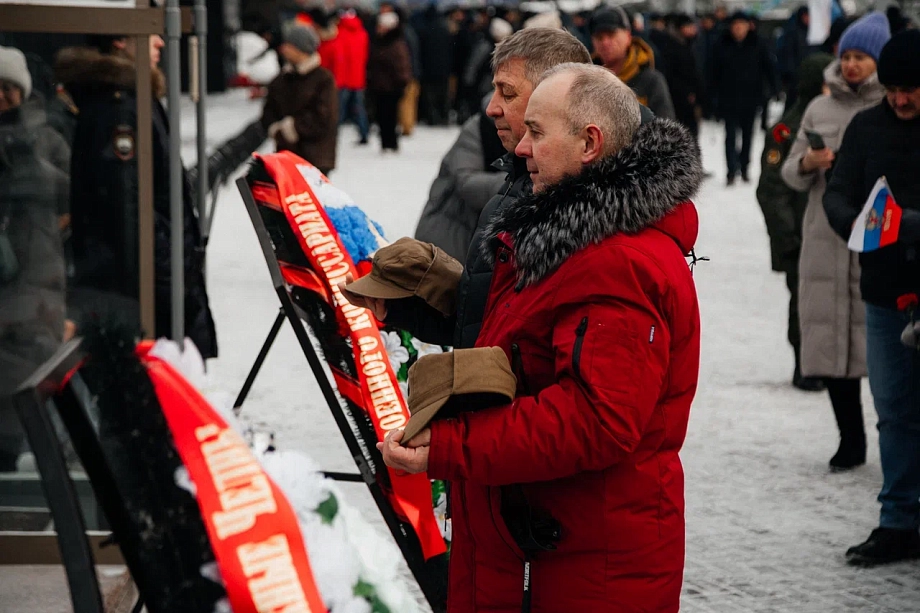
[56,47,217,358]
[824,101,920,308]
[709,30,779,116]
[416,9,453,81]
[664,36,705,129]
[388,154,530,348]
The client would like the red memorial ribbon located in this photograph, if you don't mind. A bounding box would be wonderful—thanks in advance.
[136,341,327,613]
[256,151,447,560]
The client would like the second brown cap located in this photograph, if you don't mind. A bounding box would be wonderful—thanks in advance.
[401,347,517,444]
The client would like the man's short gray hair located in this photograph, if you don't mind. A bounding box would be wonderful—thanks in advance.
[540,63,642,154]
[491,28,592,85]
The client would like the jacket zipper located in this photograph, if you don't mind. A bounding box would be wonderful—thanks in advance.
[510,343,531,395]
[572,316,589,378]
[521,557,533,613]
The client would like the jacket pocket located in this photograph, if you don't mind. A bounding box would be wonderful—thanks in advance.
[572,316,588,378]
[510,342,531,395]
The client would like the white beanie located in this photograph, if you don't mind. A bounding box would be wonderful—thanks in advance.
[490,18,514,42]
[378,11,399,32]
[0,46,32,100]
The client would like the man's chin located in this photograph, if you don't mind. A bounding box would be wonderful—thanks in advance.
[497,133,519,153]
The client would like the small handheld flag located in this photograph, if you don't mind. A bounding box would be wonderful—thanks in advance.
[848,176,902,253]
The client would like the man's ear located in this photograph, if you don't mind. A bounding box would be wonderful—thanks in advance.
[581,124,605,164]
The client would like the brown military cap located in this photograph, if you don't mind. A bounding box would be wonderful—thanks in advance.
[342,237,463,317]
[401,347,517,444]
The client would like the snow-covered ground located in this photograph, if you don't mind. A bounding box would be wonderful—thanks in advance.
[181,92,920,612]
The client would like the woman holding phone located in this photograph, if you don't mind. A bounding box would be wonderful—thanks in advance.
[781,13,889,471]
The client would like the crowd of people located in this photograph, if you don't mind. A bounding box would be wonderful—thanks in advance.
[761,12,920,567]
[248,2,915,185]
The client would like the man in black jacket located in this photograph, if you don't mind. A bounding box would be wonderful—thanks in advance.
[589,7,676,121]
[666,15,705,138]
[345,28,593,349]
[823,30,920,567]
[417,6,453,126]
[710,11,779,185]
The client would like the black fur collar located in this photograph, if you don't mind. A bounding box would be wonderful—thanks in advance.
[55,47,167,99]
[482,119,702,288]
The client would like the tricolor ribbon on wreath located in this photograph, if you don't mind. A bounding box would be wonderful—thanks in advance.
[254,151,447,561]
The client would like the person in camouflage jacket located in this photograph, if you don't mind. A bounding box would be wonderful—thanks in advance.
[756,52,833,391]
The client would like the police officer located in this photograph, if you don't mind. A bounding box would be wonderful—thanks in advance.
[55,34,217,358]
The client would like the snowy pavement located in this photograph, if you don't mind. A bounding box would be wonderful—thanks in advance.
[185,92,920,612]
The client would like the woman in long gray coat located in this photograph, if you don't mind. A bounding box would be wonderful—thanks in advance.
[781,13,889,471]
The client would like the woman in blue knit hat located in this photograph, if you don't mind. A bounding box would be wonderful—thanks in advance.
[780,12,890,472]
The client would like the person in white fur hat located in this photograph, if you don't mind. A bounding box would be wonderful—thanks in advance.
[0,45,32,114]
[0,45,69,174]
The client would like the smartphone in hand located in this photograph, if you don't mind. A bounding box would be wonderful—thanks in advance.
[805,130,826,150]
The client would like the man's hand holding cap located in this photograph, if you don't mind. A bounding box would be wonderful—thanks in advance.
[400,346,517,445]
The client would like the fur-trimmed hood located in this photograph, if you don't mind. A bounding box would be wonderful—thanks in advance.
[55,47,166,100]
[483,119,702,288]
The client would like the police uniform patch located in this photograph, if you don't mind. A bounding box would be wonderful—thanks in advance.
[113,125,136,161]
[772,122,791,144]
[766,148,782,166]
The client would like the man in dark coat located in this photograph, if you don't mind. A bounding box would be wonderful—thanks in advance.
[367,12,412,152]
[416,6,453,126]
[666,15,706,137]
[823,30,920,567]
[756,53,833,392]
[694,13,720,100]
[590,7,676,120]
[261,23,338,174]
[346,28,592,351]
[55,35,217,359]
[710,11,780,185]
[779,6,811,111]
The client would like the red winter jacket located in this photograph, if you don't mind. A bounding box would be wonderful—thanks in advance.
[317,35,344,83]
[428,120,703,613]
[336,14,369,90]
[294,14,347,87]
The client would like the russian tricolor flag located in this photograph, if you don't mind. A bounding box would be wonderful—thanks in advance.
[848,177,902,253]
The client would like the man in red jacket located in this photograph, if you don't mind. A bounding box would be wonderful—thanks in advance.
[380,63,702,612]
